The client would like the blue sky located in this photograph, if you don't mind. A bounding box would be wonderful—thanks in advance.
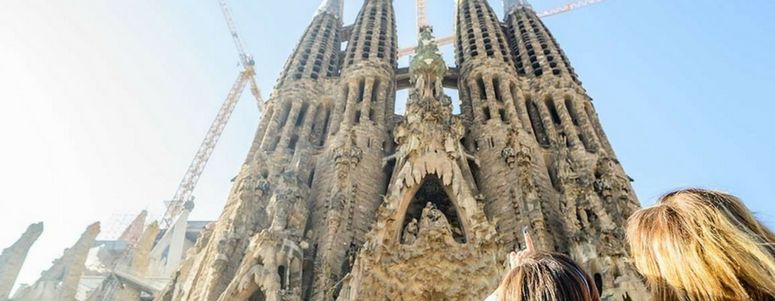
[0,0,773,289]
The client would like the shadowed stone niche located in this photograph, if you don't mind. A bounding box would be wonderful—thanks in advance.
[401,176,466,244]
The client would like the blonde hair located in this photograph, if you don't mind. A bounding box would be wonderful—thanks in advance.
[498,252,600,301]
[627,188,775,301]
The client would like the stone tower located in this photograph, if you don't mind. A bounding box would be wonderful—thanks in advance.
[158,0,648,300]
[13,222,100,301]
[0,223,43,301]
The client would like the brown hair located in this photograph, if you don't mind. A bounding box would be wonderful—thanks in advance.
[627,188,775,301]
[498,252,600,301]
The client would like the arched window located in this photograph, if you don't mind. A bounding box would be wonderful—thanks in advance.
[277,103,292,129]
[493,78,503,103]
[527,98,549,147]
[295,103,308,128]
[370,79,381,109]
[477,77,487,100]
[357,79,366,103]
[594,273,604,297]
[278,265,288,290]
[546,97,562,126]
[288,135,299,153]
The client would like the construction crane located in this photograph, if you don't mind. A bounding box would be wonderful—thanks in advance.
[398,0,608,58]
[536,0,606,17]
[218,0,265,112]
[160,0,266,228]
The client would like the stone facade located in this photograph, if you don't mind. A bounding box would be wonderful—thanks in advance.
[158,0,648,300]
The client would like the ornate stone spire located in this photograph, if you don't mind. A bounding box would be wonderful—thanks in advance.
[0,222,43,300]
[117,210,147,244]
[317,0,344,19]
[504,0,532,13]
[409,26,447,100]
[13,222,100,301]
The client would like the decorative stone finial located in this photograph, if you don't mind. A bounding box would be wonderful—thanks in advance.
[0,222,44,300]
[504,0,532,14]
[409,26,447,100]
[317,0,344,19]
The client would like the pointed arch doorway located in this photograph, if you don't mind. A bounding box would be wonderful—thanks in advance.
[399,175,467,244]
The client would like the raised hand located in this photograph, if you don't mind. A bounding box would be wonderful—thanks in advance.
[508,227,536,269]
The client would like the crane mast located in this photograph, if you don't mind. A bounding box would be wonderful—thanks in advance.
[160,0,265,228]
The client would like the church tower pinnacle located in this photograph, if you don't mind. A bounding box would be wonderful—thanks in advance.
[307,0,397,299]
[157,0,346,299]
[504,0,532,13]
[317,0,344,19]
[0,222,43,300]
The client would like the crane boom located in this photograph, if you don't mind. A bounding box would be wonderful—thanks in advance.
[218,0,250,67]
[218,0,265,112]
[161,71,249,228]
[536,0,606,18]
[398,0,608,58]
[161,0,266,228]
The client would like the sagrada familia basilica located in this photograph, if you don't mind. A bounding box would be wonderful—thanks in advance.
[0,0,650,300]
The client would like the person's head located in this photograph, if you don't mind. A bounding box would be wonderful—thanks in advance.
[627,188,775,301]
[498,252,600,301]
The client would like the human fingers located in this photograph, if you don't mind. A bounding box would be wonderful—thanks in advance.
[524,229,535,254]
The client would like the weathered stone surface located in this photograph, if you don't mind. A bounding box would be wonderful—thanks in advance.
[87,222,161,301]
[336,27,500,301]
[13,222,100,301]
[0,222,43,301]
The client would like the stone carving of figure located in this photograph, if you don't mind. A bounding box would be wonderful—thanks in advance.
[420,202,451,231]
[518,143,532,163]
[333,129,362,180]
[267,194,290,232]
[256,178,270,196]
[414,73,427,99]
[238,173,256,193]
[501,147,517,168]
[265,172,307,237]
[594,157,626,197]
[402,218,418,244]
[410,27,447,101]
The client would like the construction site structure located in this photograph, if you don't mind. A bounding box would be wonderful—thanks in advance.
[74,0,264,296]
[154,0,648,300]
[75,206,210,301]
[161,0,266,229]
[3,0,262,298]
